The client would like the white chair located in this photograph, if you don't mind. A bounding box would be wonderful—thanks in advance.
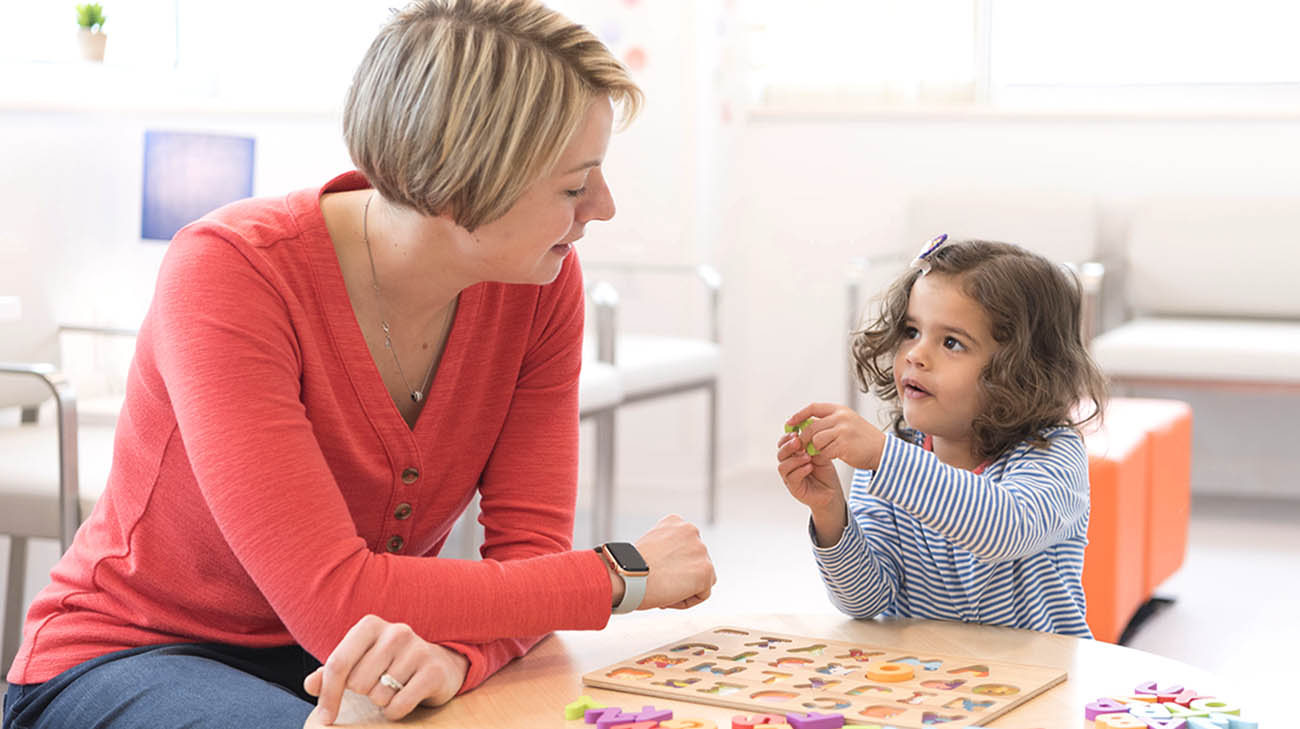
[582,264,722,543]
[0,242,122,672]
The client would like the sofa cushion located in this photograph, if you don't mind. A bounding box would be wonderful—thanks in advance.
[1127,197,1300,318]
[1091,317,1300,385]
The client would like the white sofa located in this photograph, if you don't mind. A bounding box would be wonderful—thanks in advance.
[1090,197,1300,390]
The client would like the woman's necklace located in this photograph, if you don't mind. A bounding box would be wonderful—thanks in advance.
[362,192,443,404]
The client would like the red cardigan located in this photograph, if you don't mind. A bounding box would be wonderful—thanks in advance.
[8,172,612,690]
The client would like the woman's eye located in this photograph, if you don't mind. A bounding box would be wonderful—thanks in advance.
[565,187,588,198]
[943,336,966,351]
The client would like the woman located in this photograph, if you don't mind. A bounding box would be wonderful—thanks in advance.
[4,1,715,727]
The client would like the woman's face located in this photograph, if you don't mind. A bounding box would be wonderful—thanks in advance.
[469,96,616,285]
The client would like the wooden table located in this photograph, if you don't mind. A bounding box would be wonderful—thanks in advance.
[311,612,1263,728]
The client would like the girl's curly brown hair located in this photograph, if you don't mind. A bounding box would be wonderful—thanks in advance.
[852,239,1108,462]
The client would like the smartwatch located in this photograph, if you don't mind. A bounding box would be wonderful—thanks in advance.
[596,542,650,614]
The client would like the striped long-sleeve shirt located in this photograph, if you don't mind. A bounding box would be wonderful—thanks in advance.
[812,426,1092,637]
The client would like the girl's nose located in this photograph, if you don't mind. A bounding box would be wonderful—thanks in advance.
[905,339,931,367]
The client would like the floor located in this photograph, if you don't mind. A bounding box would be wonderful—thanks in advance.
[3,470,1297,722]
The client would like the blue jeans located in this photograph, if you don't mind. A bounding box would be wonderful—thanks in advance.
[4,642,320,729]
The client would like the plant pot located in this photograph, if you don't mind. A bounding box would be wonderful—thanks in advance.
[77,28,106,62]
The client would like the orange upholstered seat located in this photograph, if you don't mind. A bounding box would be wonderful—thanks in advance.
[1080,397,1193,643]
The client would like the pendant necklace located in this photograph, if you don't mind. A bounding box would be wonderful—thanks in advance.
[362,192,443,404]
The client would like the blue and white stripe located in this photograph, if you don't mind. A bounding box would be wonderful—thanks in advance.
[812,427,1092,637]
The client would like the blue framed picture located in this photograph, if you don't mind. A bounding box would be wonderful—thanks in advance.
[141,131,255,242]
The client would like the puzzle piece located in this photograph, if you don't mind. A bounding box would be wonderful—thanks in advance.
[785,711,845,729]
[634,705,674,723]
[1141,719,1189,729]
[1095,714,1147,729]
[747,637,793,650]
[654,677,701,689]
[639,654,689,669]
[1084,697,1131,721]
[566,695,606,720]
[1188,699,1239,716]
[732,714,788,729]
[1164,703,1210,719]
[1135,680,1185,701]
[802,697,852,711]
[890,657,942,671]
[788,644,828,655]
[784,419,819,455]
[835,649,884,662]
[586,707,640,729]
[865,663,914,682]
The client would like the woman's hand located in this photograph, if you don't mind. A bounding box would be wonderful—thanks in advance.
[304,615,469,725]
[619,515,716,610]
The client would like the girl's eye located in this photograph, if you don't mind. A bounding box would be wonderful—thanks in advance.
[902,326,920,339]
[943,336,966,351]
[565,187,588,198]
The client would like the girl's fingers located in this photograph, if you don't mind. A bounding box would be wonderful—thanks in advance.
[777,454,812,481]
[784,402,841,429]
[787,462,814,483]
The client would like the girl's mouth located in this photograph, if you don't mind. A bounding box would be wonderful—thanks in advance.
[901,379,931,398]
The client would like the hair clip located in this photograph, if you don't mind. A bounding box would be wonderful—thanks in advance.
[910,233,948,275]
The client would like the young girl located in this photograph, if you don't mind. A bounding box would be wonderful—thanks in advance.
[776,236,1107,637]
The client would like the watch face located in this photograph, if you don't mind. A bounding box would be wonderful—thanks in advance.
[604,542,649,573]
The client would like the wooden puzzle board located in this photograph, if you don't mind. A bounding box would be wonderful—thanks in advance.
[582,626,1066,729]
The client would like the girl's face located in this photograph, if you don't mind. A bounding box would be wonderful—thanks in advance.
[467,96,616,285]
[892,272,999,467]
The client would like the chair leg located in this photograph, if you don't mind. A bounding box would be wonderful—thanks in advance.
[706,381,718,525]
[5,535,29,674]
[592,409,617,544]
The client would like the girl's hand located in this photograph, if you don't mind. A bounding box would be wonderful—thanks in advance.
[785,403,887,472]
[776,430,844,513]
[304,615,469,725]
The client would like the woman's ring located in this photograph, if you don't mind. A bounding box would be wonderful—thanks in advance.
[379,673,405,692]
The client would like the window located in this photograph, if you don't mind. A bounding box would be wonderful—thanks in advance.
[742,0,1300,112]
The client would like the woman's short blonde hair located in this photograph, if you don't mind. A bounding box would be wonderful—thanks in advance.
[344,0,642,230]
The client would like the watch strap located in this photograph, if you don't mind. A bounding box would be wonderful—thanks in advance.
[596,545,649,614]
[613,568,646,614]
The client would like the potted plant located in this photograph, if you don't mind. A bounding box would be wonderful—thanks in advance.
[75,3,107,62]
